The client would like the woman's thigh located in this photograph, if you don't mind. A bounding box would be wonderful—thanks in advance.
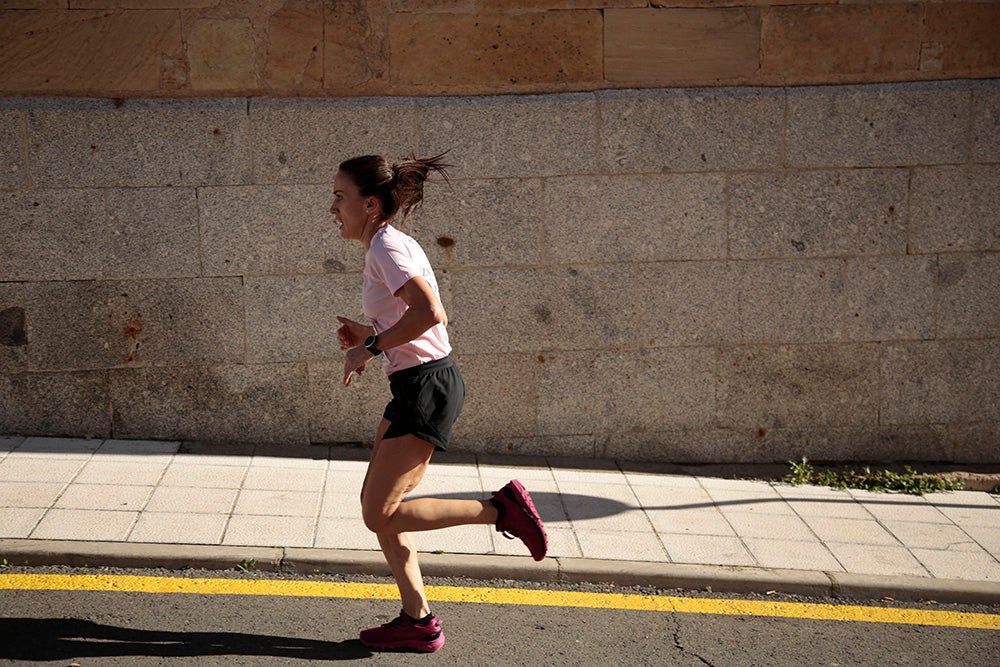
[360,430,436,532]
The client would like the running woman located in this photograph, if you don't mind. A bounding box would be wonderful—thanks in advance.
[331,153,548,653]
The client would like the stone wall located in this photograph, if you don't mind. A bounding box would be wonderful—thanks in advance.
[0,1,998,98]
[1,80,997,462]
[1,0,998,462]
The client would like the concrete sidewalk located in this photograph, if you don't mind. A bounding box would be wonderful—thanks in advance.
[1,435,999,604]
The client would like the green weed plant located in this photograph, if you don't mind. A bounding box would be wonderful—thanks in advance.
[786,457,963,495]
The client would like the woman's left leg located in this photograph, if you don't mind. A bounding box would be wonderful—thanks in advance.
[361,431,497,618]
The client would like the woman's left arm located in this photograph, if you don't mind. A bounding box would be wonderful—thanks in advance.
[376,275,447,350]
[342,275,446,385]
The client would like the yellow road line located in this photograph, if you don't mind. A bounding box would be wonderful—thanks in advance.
[1,573,997,631]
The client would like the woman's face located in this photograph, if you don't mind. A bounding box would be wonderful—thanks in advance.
[330,170,372,241]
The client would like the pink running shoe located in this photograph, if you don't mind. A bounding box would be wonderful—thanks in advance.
[359,611,445,653]
[491,479,548,561]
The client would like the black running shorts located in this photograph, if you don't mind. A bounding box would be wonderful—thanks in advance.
[382,355,465,451]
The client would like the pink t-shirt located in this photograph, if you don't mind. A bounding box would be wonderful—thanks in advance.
[363,225,452,375]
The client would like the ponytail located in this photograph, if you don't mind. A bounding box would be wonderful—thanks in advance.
[391,152,451,224]
[338,152,452,226]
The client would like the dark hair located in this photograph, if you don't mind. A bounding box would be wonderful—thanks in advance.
[338,152,451,225]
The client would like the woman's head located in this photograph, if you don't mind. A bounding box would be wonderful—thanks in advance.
[334,152,451,227]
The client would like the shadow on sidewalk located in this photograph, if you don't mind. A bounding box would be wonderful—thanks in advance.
[410,491,994,522]
[0,618,371,661]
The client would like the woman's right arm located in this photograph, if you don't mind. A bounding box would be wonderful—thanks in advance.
[336,316,375,351]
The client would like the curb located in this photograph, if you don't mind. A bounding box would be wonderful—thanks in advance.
[3,539,999,606]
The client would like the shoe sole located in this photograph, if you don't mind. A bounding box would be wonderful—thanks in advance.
[360,638,445,653]
[505,480,548,561]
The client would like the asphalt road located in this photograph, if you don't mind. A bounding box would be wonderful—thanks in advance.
[1,568,998,666]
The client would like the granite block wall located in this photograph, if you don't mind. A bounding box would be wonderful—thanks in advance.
[1,79,997,462]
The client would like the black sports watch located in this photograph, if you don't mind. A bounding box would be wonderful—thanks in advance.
[363,334,382,356]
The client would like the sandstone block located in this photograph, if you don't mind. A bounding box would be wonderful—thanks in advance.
[761,4,921,83]
[415,179,545,268]
[21,278,244,371]
[462,1,643,9]
[417,94,597,179]
[605,8,760,84]
[323,0,390,96]
[29,98,251,187]
[786,83,970,168]
[938,253,1000,339]
[735,259,844,344]
[844,255,936,342]
[451,352,538,440]
[389,11,601,91]
[0,188,201,281]
[449,264,638,354]
[536,347,716,437]
[925,2,1000,76]
[244,274,363,364]
[0,9,181,93]
[308,360,390,444]
[0,111,24,188]
[110,363,311,445]
[881,340,1000,425]
[187,18,256,92]
[717,344,880,430]
[2,2,68,8]
[70,2,219,8]
[388,0,473,10]
[651,1,832,5]
[909,165,1000,254]
[543,173,726,264]
[599,88,784,173]
[635,261,739,347]
[729,169,908,259]
[972,84,1000,163]
[249,98,420,184]
[0,371,111,439]
[199,185,357,277]
[264,0,324,93]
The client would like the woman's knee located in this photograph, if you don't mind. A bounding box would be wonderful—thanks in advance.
[361,500,394,534]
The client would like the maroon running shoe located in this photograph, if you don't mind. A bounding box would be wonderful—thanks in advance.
[359,611,445,653]
[491,479,548,561]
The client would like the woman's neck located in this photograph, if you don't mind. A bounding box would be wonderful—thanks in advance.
[362,221,389,250]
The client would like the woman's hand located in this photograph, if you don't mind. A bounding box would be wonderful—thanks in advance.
[336,316,374,351]
[343,345,373,386]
